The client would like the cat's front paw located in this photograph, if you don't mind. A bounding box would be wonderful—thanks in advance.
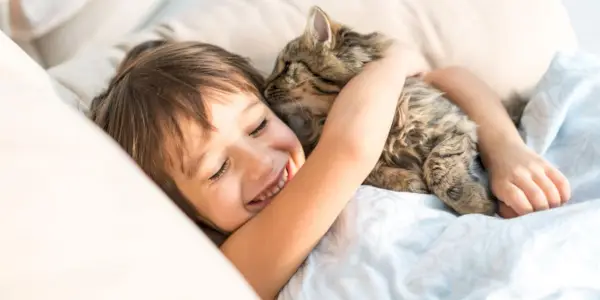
[451,182,497,216]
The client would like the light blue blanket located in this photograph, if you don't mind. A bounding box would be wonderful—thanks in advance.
[279,51,600,300]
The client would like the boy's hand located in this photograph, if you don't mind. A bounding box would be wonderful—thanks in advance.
[383,41,430,77]
[417,64,570,218]
[488,141,571,218]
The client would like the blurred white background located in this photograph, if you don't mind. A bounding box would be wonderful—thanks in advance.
[142,0,600,57]
[563,0,600,56]
[1,0,599,66]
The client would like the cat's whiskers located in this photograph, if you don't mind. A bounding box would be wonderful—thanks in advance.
[265,89,287,99]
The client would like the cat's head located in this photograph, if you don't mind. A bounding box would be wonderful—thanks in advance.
[264,6,390,153]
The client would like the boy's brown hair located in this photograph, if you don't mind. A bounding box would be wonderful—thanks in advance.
[89,40,266,239]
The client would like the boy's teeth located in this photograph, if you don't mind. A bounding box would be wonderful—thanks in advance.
[251,167,290,204]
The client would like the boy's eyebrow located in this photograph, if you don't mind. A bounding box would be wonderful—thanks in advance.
[243,100,261,112]
[184,152,206,178]
[237,100,262,127]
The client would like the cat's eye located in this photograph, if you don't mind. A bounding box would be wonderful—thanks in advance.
[250,118,269,137]
[209,158,230,181]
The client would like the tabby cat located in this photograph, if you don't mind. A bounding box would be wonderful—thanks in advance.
[263,6,499,215]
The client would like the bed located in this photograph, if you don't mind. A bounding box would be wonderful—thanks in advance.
[2,0,599,299]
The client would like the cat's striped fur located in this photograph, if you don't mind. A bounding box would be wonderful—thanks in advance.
[264,6,498,215]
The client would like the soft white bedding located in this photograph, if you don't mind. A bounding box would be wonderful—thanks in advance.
[278,51,600,300]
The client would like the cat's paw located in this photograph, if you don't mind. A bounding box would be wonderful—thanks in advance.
[449,182,497,216]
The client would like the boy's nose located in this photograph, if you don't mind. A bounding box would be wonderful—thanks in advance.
[235,142,273,181]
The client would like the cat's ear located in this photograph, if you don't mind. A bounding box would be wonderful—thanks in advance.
[304,6,336,47]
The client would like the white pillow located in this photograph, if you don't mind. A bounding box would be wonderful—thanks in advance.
[6,0,90,40]
[47,0,577,111]
[0,31,258,300]
[28,0,165,67]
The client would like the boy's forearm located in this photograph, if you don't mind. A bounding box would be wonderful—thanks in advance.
[221,142,376,299]
[423,67,524,165]
[323,51,410,160]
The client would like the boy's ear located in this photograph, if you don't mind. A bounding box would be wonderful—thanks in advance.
[303,6,337,48]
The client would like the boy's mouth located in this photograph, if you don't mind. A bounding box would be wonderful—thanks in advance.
[247,162,292,208]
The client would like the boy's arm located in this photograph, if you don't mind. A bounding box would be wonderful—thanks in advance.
[423,67,570,216]
[423,67,522,161]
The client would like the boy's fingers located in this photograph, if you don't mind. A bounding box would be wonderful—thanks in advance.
[513,174,549,211]
[532,170,561,208]
[497,183,533,215]
[546,167,571,203]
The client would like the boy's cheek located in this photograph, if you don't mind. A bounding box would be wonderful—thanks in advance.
[270,119,301,145]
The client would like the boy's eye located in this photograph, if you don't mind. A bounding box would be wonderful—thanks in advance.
[250,118,269,137]
[209,159,230,181]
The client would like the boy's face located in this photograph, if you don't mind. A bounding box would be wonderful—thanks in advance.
[167,91,305,233]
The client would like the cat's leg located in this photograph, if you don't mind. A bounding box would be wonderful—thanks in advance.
[423,134,497,215]
[365,162,429,194]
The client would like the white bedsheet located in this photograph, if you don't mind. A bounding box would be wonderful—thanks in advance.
[278,51,600,300]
